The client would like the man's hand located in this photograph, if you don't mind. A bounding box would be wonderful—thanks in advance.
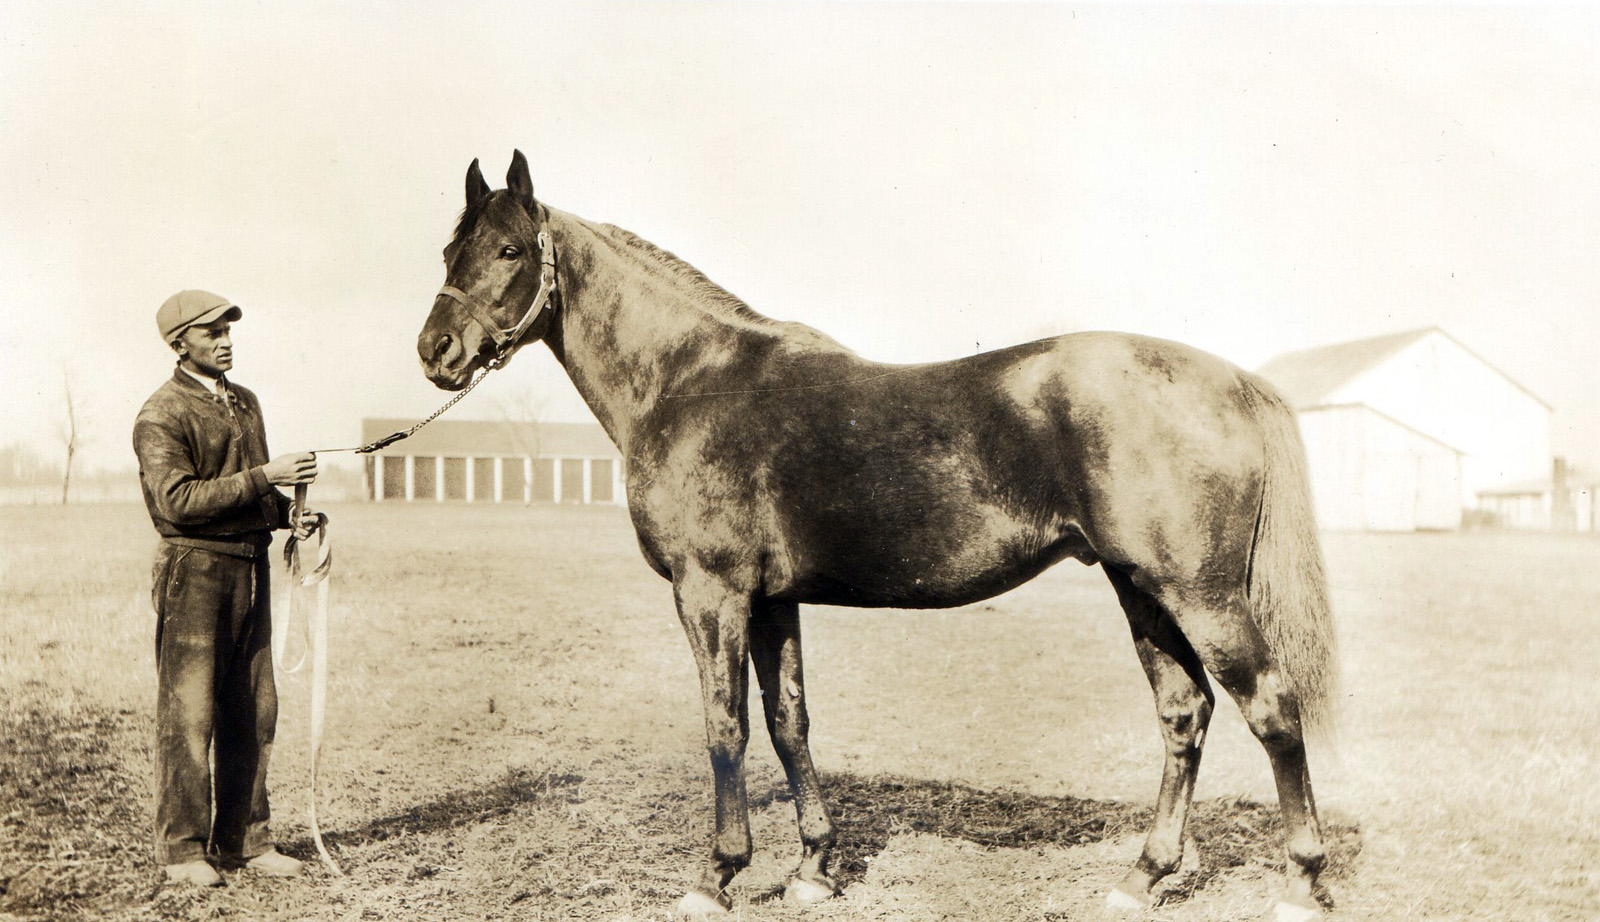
[292,508,326,541]
[264,452,318,486]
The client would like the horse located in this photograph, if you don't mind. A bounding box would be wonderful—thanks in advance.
[415,151,1339,921]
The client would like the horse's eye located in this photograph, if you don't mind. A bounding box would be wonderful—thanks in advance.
[499,245,522,259]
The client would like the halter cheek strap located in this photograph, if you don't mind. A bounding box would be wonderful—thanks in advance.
[436,228,558,368]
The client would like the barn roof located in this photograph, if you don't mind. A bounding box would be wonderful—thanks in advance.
[1256,328,1432,409]
[360,418,618,459]
[1257,326,1552,411]
[1298,402,1465,454]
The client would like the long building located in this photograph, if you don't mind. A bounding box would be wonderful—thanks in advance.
[360,418,623,504]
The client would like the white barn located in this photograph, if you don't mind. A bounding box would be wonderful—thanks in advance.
[1257,328,1552,532]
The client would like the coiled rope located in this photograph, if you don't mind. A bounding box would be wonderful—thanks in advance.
[275,483,342,876]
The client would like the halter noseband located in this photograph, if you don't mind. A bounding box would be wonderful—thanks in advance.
[436,227,558,369]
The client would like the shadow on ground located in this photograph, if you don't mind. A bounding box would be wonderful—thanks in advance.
[0,700,1360,918]
[764,772,1362,907]
[306,767,585,853]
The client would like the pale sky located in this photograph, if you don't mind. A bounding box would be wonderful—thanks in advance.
[3,1,1597,477]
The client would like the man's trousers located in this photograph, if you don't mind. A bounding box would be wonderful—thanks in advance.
[151,541,277,865]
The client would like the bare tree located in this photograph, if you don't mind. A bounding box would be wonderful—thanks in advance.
[497,386,548,503]
[60,365,78,505]
[498,386,547,459]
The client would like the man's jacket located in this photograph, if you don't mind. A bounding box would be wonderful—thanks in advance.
[133,369,291,557]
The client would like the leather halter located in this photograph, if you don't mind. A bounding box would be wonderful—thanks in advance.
[436,227,558,369]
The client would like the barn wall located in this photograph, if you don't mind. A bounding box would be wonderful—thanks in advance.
[1297,408,1367,531]
[1358,410,1462,531]
[1413,446,1463,530]
[1328,331,1550,505]
[1298,406,1462,531]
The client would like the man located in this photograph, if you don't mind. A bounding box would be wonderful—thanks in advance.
[133,289,321,886]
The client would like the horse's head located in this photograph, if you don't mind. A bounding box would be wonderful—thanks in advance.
[418,150,556,390]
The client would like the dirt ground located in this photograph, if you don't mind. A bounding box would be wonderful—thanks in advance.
[2,503,1596,921]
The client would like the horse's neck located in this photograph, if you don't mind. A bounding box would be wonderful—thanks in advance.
[543,209,846,452]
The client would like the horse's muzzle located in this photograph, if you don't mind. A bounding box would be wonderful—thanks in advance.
[418,329,473,390]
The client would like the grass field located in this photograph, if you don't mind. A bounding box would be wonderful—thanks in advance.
[2,503,1597,921]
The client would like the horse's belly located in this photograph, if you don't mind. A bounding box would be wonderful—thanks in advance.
[775,516,1096,609]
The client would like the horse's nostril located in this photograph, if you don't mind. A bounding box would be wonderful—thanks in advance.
[435,333,455,362]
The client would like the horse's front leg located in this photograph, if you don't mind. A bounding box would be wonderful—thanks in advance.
[672,566,755,916]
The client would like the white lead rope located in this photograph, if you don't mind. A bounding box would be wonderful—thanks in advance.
[275,482,343,877]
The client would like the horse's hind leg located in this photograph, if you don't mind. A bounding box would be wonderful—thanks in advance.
[1104,566,1214,910]
[749,599,838,903]
[1161,590,1327,921]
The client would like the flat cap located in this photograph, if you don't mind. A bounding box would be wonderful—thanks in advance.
[158,290,242,341]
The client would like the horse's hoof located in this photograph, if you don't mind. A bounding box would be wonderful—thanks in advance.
[674,890,731,916]
[783,876,838,905]
[1104,885,1149,913]
[1270,898,1321,922]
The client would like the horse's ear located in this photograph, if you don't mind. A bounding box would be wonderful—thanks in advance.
[506,149,535,212]
[466,158,491,208]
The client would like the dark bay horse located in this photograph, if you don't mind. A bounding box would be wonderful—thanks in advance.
[416,152,1338,921]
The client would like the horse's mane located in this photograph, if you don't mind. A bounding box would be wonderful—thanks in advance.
[600,224,778,327]
[453,193,785,330]
[451,195,494,249]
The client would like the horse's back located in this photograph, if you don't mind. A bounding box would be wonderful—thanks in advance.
[631,329,1278,607]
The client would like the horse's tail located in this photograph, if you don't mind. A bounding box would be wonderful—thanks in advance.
[1240,372,1340,747]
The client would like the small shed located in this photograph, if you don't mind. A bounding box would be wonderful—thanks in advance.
[360,418,623,505]
[1477,461,1600,532]
[1258,327,1552,532]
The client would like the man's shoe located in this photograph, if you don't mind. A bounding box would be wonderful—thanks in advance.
[164,859,224,887]
[241,849,303,877]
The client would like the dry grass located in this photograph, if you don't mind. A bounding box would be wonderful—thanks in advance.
[1,504,1596,921]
